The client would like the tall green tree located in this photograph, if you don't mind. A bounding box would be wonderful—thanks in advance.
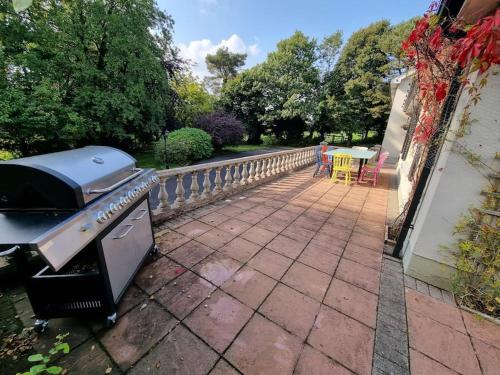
[205,47,246,95]
[0,0,183,156]
[380,18,418,77]
[325,21,392,143]
[173,74,214,127]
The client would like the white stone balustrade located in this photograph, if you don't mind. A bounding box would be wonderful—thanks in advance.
[152,146,316,222]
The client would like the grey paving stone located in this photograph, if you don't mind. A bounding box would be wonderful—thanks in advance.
[378,310,407,332]
[441,290,457,306]
[428,285,444,301]
[415,280,430,295]
[376,316,407,341]
[403,275,417,289]
[372,353,410,375]
[378,300,406,322]
[374,332,409,369]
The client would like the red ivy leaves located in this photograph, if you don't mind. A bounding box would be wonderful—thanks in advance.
[453,9,500,73]
[435,82,448,102]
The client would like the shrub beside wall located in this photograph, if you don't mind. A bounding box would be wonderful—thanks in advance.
[155,128,213,166]
[195,110,244,148]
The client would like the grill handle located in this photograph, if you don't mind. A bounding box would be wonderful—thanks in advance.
[86,168,143,195]
[113,224,134,239]
[0,245,20,257]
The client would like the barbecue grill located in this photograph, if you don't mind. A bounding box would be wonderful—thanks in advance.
[0,146,159,331]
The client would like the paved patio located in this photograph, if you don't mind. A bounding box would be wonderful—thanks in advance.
[7,166,500,374]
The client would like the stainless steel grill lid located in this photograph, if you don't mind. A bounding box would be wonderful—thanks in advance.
[0,146,137,209]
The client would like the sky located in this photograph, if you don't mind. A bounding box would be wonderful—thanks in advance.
[157,0,431,78]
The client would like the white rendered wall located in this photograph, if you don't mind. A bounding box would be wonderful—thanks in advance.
[381,75,413,164]
[402,67,500,290]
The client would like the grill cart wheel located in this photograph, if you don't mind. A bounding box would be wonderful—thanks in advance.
[151,245,159,255]
[106,313,117,328]
[34,319,49,333]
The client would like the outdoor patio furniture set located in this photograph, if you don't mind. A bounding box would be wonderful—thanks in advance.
[313,144,389,186]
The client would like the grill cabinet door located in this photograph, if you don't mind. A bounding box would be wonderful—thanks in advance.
[101,200,153,302]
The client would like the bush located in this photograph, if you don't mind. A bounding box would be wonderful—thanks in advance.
[0,150,18,160]
[195,110,244,148]
[155,128,213,167]
[261,134,279,146]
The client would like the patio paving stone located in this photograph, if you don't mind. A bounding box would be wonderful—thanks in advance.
[297,244,340,275]
[156,230,191,254]
[407,310,481,375]
[266,234,309,259]
[225,314,303,375]
[209,359,240,375]
[295,345,354,375]
[343,243,382,270]
[129,325,218,375]
[410,349,459,375]
[154,270,216,319]
[168,240,214,268]
[405,288,465,333]
[307,237,344,256]
[221,266,276,309]
[100,302,177,370]
[176,220,213,238]
[197,228,236,249]
[56,339,118,375]
[184,289,253,353]
[135,256,186,294]
[259,283,320,339]
[219,237,262,263]
[281,262,331,301]
[471,337,500,375]
[199,211,232,226]
[218,218,252,236]
[335,258,380,295]
[239,225,277,246]
[237,209,269,225]
[117,284,147,316]
[462,310,500,349]
[308,305,374,375]
[349,232,384,253]
[247,248,293,279]
[324,278,378,328]
[192,253,242,286]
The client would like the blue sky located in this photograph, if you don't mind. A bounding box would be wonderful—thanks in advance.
[158,0,431,78]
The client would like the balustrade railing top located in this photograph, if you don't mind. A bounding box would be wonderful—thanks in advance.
[152,146,316,223]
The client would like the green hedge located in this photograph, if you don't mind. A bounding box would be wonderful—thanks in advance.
[155,128,213,167]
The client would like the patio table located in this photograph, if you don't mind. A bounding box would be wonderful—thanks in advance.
[323,148,377,180]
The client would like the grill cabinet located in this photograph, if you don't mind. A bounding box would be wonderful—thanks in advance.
[0,146,159,331]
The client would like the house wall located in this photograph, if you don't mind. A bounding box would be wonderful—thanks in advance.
[402,66,500,290]
[381,76,412,165]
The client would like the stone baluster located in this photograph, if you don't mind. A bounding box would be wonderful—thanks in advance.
[174,173,185,208]
[233,163,241,188]
[280,155,286,173]
[224,165,233,192]
[187,171,200,203]
[254,160,261,181]
[271,157,277,175]
[241,162,249,185]
[200,169,212,200]
[284,154,290,171]
[292,153,297,169]
[214,167,223,194]
[266,158,272,177]
[157,175,170,209]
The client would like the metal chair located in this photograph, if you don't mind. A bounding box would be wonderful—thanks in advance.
[358,151,389,186]
[330,154,353,185]
[313,145,332,177]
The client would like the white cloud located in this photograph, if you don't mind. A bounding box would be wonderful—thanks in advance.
[178,34,260,79]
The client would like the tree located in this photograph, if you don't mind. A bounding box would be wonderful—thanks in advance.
[324,21,392,143]
[380,18,418,77]
[173,74,215,127]
[0,0,183,156]
[318,31,343,75]
[220,65,267,144]
[259,31,320,143]
[205,47,246,95]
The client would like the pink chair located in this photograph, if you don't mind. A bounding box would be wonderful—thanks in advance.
[358,152,389,186]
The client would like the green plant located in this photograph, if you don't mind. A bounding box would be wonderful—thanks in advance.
[261,134,279,146]
[17,333,70,375]
[155,128,213,167]
[452,210,500,317]
[0,150,19,160]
